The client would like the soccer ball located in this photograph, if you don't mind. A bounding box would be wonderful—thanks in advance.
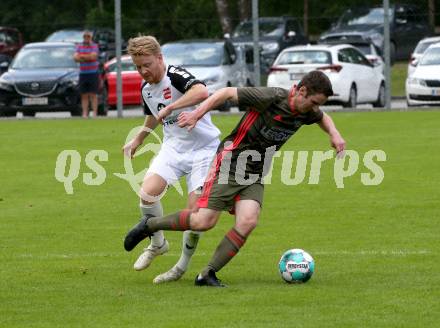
[278,249,314,283]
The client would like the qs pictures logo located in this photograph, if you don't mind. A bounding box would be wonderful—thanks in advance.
[54,126,184,199]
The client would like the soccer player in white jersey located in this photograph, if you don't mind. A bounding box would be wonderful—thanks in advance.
[123,35,220,283]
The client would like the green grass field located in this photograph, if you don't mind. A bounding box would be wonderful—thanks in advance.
[391,61,408,97]
[1,112,439,327]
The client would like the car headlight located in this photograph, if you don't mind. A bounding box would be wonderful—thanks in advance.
[59,75,79,88]
[407,77,427,87]
[204,75,220,85]
[262,42,279,53]
[368,33,383,48]
[0,78,13,91]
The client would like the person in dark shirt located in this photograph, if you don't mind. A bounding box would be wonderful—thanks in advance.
[124,70,346,287]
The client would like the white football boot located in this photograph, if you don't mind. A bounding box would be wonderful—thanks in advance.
[133,240,169,271]
[153,266,186,284]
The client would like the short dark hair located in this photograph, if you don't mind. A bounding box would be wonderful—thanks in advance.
[297,70,334,97]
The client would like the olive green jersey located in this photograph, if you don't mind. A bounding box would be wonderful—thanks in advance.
[223,87,323,176]
[197,87,324,211]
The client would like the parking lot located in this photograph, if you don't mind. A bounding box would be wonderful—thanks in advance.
[1,98,413,120]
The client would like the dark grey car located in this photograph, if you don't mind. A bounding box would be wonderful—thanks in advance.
[319,4,431,62]
[229,17,309,72]
[0,42,107,117]
[45,28,121,62]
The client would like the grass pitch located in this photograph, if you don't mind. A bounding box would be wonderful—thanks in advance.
[0,111,439,327]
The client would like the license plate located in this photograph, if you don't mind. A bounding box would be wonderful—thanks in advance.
[22,97,48,106]
[431,89,440,96]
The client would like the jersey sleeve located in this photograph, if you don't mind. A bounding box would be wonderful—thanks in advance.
[237,87,278,112]
[140,82,152,115]
[167,65,205,93]
[303,109,324,125]
[142,97,152,115]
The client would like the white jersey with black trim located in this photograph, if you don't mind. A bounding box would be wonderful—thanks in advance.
[141,64,220,152]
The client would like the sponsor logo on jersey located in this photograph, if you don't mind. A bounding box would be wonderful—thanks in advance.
[163,87,171,100]
[260,125,297,142]
[157,103,166,111]
[163,115,179,126]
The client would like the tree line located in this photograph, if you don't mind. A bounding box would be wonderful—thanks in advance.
[0,0,437,43]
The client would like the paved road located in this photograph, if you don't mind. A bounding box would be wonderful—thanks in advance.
[4,99,412,120]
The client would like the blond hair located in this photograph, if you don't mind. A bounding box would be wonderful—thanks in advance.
[127,35,161,56]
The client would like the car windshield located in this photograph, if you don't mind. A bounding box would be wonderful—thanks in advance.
[414,41,440,55]
[339,8,393,26]
[277,50,332,65]
[162,43,223,66]
[350,44,372,55]
[12,47,77,69]
[107,60,136,72]
[419,48,440,65]
[46,30,84,43]
[233,21,284,37]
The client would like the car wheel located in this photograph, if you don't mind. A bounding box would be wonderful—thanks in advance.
[343,85,357,108]
[373,83,385,108]
[98,87,109,116]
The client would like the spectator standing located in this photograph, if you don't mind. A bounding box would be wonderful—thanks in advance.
[73,31,100,118]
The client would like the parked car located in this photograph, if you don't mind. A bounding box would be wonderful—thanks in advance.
[406,43,440,106]
[104,55,143,108]
[0,42,107,117]
[319,4,431,63]
[229,16,309,72]
[407,36,440,76]
[320,36,384,73]
[267,44,385,108]
[161,39,254,110]
[45,28,120,62]
[0,27,24,75]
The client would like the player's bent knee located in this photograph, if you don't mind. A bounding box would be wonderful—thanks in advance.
[236,215,258,233]
[190,219,215,231]
[190,213,217,231]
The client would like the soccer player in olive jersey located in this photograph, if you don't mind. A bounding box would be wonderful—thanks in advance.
[124,70,346,287]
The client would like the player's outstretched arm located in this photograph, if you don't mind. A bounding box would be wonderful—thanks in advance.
[157,84,209,122]
[318,113,346,158]
[178,87,238,131]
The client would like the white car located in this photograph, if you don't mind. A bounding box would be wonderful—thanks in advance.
[267,44,385,108]
[408,36,440,77]
[351,41,384,74]
[406,43,440,107]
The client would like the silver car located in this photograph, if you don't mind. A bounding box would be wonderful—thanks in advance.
[162,39,254,110]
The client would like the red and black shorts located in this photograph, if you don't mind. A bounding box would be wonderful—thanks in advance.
[197,157,264,212]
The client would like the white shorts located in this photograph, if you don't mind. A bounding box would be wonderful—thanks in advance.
[146,141,219,193]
